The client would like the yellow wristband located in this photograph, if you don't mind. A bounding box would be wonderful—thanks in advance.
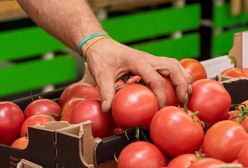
[83,36,110,57]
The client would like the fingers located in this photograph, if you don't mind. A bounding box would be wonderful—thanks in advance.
[155,58,191,103]
[129,61,165,108]
[95,74,115,112]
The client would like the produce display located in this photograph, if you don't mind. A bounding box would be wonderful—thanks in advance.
[0,58,248,167]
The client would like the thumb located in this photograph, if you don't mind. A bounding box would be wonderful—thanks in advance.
[96,75,115,112]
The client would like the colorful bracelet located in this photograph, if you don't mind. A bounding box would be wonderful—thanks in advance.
[77,32,108,56]
[83,36,110,57]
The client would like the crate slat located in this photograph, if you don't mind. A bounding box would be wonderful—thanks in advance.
[103,4,201,43]
[0,55,77,97]
[131,33,200,59]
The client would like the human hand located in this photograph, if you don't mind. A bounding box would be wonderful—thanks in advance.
[84,38,192,112]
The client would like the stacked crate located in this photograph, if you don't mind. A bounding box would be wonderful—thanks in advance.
[202,0,248,58]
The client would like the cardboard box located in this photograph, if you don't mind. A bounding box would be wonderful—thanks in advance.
[17,159,43,168]
[1,77,248,168]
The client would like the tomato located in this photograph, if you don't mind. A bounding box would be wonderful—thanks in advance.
[180,58,207,82]
[188,79,231,124]
[20,114,55,137]
[112,84,158,129]
[70,99,114,138]
[203,120,248,162]
[242,68,248,77]
[61,98,85,122]
[238,143,248,166]
[126,76,179,106]
[221,67,247,78]
[11,137,28,150]
[24,99,61,120]
[188,158,224,168]
[0,102,24,145]
[164,78,179,106]
[241,117,248,131]
[150,106,204,156]
[59,82,100,106]
[117,141,166,168]
[227,110,239,121]
[168,154,197,168]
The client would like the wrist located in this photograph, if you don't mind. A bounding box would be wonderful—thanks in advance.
[76,32,108,56]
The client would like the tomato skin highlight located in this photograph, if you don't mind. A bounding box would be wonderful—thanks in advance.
[11,137,28,150]
[168,154,197,168]
[0,102,24,145]
[150,106,204,156]
[188,158,224,168]
[70,99,114,138]
[20,114,55,137]
[24,99,61,120]
[180,58,207,82]
[117,141,167,168]
[188,79,231,124]
[59,82,100,106]
[203,120,248,162]
[238,143,248,167]
[112,84,158,129]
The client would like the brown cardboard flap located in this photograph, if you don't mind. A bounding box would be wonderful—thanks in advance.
[215,163,243,168]
[56,121,101,168]
[229,31,248,68]
[17,159,43,168]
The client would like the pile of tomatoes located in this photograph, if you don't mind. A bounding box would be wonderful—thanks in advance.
[0,58,248,168]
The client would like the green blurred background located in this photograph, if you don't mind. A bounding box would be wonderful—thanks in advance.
[0,0,247,99]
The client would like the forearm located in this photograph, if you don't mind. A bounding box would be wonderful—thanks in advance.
[17,0,105,52]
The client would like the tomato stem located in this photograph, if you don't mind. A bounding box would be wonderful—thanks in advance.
[183,101,188,114]
[195,151,205,160]
[124,128,131,141]
[113,153,118,163]
[135,127,140,141]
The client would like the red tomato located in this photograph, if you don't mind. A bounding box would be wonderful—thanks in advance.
[242,68,248,77]
[168,154,197,168]
[164,78,179,106]
[24,99,61,120]
[188,158,224,168]
[11,137,28,149]
[20,114,55,137]
[188,79,231,124]
[117,141,166,168]
[112,84,158,129]
[70,99,114,138]
[0,102,24,145]
[241,117,248,131]
[150,106,204,156]
[126,76,179,106]
[227,110,239,121]
[59,82,100,106]
[238,143,248,166]
[221,67,247,78]
[61,98,85,122]
[180,58,207,82]
[203,120,248,162]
